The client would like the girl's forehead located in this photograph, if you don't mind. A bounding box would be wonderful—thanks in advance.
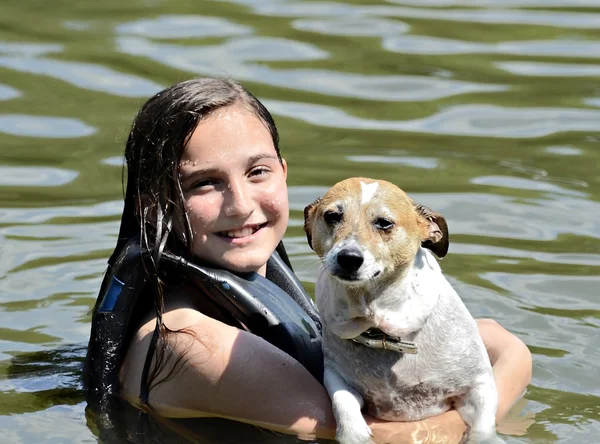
[180,105,276,166]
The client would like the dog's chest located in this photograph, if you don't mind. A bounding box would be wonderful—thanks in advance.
[324,331,468,421]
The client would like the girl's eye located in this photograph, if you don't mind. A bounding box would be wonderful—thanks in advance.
[374,217,394,231]
[249,166,270,178]
[191,178,218,189]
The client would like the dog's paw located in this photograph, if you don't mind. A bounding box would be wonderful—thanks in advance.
[336,420,373,444]
[466,429,505,444]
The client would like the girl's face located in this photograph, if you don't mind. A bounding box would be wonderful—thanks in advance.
[177,104,289,276]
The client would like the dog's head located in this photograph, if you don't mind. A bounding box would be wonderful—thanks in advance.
[303,178,448,285]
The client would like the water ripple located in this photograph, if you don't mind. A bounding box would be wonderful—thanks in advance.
[117,35,329,64]
[0,404,94,443]
[452,242,600,267]
[0,83,21,100]
[545,146,584,156]
[0,200,122,224]
[0,222,117,276]
[585,98,600,107]
[470,176,587,197]
[496,61,600,77]
[101,156,125,166]
[0,115,96,138]
[386,0,600,8]
[0,166,78,187]
[0,41,63,57]
[346,155,440,169]
[384,35,600,58]
[370,6,600,29]
[264,100,600,138]
[0,57,163,98]
[116,15,253,39]
[293,16,410,36]
[220,0,600,28]
[118,36,503,101]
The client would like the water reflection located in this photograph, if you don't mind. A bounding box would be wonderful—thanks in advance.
[117,35,328,63]
[264,100,600,138]
[585,98,600,107]
[0,404,93,443]
[0,83,21,100]
[0,115,96,138]
[544,146,583,156]
[346,155,440,169]
[117,36,504,101]
[370,5,600,29]
[219,0,600,29]
[496,61,600,77]
[293,16,410,36]
[470,176,587,197]
[116,15,253,39]
[0,57,163,97]
[0,42,63,56]
[384,35,600,58]
[0,166,78,187]
[0,200,122,224]
[386,0,600,8]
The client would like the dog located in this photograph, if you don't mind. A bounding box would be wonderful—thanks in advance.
[303,178,500,444]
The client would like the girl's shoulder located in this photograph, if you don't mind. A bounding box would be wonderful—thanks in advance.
[119,295,238,407]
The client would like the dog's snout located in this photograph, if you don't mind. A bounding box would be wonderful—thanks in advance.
[337,248,364,272]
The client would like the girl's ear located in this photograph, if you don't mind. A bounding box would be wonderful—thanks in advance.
[281,158,288,180]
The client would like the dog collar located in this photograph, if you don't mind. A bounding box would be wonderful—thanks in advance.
[352,328,418,354]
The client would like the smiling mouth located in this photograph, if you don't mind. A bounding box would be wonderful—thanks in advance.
[216,223,268,239]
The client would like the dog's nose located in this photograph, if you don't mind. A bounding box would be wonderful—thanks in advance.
[337,248,364,272]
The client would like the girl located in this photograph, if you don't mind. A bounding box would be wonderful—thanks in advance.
[85,77,532,443]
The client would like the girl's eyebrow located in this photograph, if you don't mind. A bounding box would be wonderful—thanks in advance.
[246,153,279,166]
[180,154,279,181]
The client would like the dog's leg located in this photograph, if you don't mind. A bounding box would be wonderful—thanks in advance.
[324,366,373,444]
[456,376,504,444]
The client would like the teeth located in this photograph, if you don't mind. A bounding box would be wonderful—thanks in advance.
[225,226,257,238]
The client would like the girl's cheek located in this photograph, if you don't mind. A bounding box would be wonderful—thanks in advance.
[263,188,289,217]
[186,196,221,231]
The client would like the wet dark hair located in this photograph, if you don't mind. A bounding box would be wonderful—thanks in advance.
[105,78,281,404]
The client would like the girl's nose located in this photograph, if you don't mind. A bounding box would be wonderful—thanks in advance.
[224,180,253,218]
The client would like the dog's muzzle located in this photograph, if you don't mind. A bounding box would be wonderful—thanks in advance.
[352,328,418,354]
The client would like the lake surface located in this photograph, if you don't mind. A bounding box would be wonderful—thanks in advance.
[1,0,599,442]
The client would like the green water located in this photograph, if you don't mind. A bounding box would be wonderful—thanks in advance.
[1,0,600,442]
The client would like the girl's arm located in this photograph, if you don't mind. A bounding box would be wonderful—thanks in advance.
[477,318,533,419]
[120,310,531,443]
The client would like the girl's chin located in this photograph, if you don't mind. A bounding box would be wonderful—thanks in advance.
[216,253,270,275]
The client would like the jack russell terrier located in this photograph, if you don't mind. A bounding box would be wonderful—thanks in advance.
[304,178,500,444]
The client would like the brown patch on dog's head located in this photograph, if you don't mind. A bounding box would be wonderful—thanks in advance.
[303,178,450,279]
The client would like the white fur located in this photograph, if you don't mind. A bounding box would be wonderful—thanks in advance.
[324,368,373,444]
[317,245,500,443]
[360,181,378,205]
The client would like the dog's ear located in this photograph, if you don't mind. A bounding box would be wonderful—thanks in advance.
[303,197,322,251]
[415,204,449,259]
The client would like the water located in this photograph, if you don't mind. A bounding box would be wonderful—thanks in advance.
[1,0,599,442]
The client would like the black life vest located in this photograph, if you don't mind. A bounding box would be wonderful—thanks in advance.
[84,238,323,410]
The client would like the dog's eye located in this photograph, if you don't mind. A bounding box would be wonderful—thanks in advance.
[323,210,342,225]
[374,217,394,231]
